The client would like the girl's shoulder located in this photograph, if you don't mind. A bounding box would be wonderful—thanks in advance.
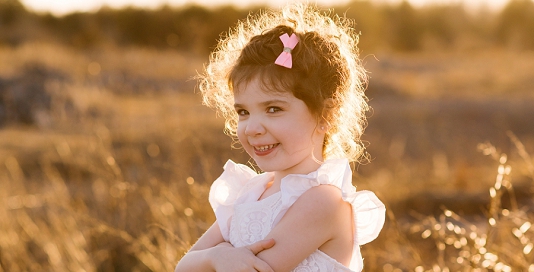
[280,158,386,246]
[292,184,350,222]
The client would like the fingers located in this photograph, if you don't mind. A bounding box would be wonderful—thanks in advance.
[246,238,275,255]
[253,259,274,272]
[215,241,232,248]
[260,238,275,250]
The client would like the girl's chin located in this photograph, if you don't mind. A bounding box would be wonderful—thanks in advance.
[249,157,279,172]
[254,164,276,173]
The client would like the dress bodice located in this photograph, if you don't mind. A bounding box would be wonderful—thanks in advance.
[209,159,386,271]
[229,192,354,271]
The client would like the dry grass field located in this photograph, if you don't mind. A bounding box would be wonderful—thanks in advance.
[1,42,534,271]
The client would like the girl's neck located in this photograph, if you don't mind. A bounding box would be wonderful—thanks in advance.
[262,157,323,198]
[273,155,323,182]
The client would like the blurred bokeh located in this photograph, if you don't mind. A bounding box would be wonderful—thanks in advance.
[1,0,533,270]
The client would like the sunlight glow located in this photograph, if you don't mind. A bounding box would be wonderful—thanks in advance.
[20,0,510,16]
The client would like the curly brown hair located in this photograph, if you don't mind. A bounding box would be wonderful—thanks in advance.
[198,3,369,163]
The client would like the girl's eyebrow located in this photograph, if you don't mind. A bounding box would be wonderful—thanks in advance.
[233,103,245,110]
[260,99,289,106]
[234,99,289,109]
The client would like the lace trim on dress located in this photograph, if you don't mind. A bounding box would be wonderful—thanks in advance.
[229,192,282,247]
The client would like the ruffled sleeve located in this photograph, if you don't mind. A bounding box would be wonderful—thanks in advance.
[346,190,385,245]
[273,158,348,225]
[208,160,272,241]
[274,159,385,235]
[273,158,385,271]
[345,189,385,272]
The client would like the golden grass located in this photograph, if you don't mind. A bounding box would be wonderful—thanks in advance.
[1,42,533,271]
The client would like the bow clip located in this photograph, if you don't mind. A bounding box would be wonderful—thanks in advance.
[274,33,299,68]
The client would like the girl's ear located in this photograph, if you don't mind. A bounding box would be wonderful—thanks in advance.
[318,98,334,133]
[317,120,329,134]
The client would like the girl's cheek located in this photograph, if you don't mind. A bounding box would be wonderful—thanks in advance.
[236,127,247,144]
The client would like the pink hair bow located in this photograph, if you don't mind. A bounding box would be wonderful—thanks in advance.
[274,33,299,69]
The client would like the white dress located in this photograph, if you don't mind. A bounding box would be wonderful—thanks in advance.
[209,158,386,271]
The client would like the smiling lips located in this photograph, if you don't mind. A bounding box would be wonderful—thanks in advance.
[253,143,279,156]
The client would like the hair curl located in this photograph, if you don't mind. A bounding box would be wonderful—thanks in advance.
[198,3,369,163]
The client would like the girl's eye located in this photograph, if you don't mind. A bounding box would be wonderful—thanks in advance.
[267,107,281,113]
[236,109,248,116]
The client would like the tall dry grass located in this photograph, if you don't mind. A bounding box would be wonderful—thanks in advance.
[1,42,533,271]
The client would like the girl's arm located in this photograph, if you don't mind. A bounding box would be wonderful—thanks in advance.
[256,184,353,272]
[175,221,275,272]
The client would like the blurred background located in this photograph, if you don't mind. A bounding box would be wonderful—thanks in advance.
[1,0,533,270]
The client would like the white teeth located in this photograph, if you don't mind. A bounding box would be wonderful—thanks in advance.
[256,144,276,151]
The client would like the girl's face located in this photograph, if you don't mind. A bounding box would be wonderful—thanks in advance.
[234,76,325,178]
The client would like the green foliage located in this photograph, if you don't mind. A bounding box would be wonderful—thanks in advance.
[496,0,534,49]
[420,5,465,47]
[0,0,26,25]
[0,0,29,45]
[3,1,534,52]
[386,1,424,51]
[31,5,250,52]
[341,1,387,51]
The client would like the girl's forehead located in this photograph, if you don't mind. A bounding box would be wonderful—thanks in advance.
[234,77,294,102]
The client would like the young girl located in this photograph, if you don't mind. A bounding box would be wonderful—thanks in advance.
[175,3,385,272]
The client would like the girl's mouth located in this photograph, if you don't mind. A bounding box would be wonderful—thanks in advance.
[253,143,279,156]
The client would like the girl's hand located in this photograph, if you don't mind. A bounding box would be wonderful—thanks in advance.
[209,239,275,272]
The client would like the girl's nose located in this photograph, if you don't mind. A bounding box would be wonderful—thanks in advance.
[244,117,266,136]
